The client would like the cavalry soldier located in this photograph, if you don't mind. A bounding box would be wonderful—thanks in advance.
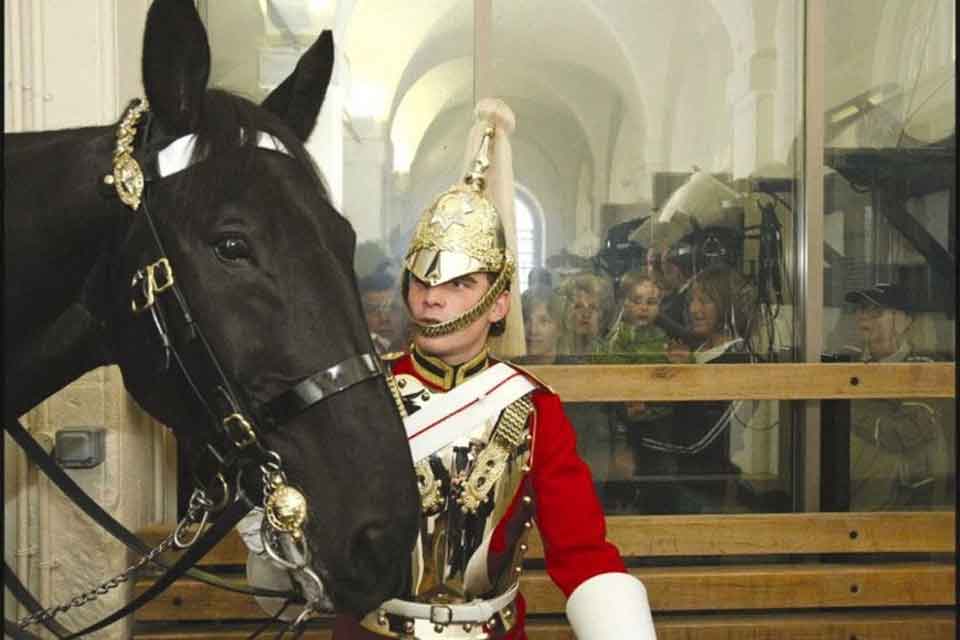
[241,99,657,639]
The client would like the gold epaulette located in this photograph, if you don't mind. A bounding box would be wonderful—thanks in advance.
[504,361,555,394]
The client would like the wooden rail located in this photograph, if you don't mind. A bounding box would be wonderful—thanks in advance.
[133,563,956,621]
[133,511,957,638]
[136,511,956,566]
[132,362,956,638]
[524,362,955,401]
[136,610,959,640]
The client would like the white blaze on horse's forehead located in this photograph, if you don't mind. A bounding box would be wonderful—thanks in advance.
[157,132,291,178]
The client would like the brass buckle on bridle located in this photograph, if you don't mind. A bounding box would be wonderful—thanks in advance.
[131,257,175,313]
[223,412,258,448]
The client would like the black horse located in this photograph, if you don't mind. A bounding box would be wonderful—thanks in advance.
[4,0,417,621]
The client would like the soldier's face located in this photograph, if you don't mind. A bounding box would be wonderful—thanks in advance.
[407,272,508,365]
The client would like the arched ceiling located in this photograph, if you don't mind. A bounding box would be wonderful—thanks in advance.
[340,0,736,186]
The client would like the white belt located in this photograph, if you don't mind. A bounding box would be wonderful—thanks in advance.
[379,583,519,625]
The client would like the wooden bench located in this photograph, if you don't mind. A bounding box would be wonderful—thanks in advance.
[132,511,956,639]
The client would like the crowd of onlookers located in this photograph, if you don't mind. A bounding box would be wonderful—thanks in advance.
[356,242,953,515]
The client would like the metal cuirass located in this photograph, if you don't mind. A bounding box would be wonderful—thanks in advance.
[396,371,534,605]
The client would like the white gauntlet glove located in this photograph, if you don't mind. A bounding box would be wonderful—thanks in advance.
[566,572,657,639]
[236,507,332,619]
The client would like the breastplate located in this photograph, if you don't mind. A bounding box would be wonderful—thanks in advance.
[395,372,534,604]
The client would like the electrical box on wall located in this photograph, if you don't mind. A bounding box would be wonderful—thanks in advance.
[55,428,106,469]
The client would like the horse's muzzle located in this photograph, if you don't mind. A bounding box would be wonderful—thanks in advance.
[327,518,414,616]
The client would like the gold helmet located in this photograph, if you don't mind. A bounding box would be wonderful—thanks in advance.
[405,127,512,289]
[404,112,522,337]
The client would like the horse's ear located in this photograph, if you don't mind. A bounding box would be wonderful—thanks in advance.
[261,31,334,141]
[141,0,211,134]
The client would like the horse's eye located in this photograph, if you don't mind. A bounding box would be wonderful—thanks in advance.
[214,237,252,263]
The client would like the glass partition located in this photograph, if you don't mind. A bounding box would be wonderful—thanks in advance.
[199,0,954,519]
[820,0,956,512]
[492,0,802,368]
[561,399,794,515]
[822,0,955,365]
[822,396,956,512]
[493,0,803,514]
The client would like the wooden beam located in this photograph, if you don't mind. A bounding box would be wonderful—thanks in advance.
[525,610,957,640]
[135,626,332,640]
[133,610,957,640]
[133,562,954,622]
[134,576,263,622]
[521,563,956,613]
[527,511,957,557]
[137,511,955,567]
[523,362,955,401]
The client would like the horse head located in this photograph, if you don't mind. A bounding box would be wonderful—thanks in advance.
[103,0,417,616]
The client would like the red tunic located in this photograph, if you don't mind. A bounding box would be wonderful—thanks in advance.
[334,354,626,639]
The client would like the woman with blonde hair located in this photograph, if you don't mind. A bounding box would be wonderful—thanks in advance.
[557,272,615,358]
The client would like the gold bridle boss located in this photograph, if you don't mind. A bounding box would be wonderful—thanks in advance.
[405,127,516,338]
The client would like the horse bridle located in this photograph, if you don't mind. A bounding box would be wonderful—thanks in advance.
[10,98,385,637]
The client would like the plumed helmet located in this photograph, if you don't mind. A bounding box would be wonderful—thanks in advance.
[404,126,510,286]
[403,99,526,360]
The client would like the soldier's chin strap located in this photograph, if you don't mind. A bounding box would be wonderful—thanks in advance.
[410,256,515,339]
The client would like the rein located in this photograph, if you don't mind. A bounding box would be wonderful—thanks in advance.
[7,98,383,638]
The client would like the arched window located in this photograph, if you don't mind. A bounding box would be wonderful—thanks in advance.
[514,186,544,293]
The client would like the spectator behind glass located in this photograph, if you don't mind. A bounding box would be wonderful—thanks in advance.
[604,270,670,364]
[519,286,564,364]
[654,241,698,347]
[358,266,405,355]
[557,273,615,358]
[666,263,757,363]
[634,264,758,513]
[602,271,675,483]
[539,276,618,503]
[520,267,554,319]
[843,283,951,510]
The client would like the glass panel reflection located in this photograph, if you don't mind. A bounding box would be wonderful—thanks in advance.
[555,399,793,515]
[490,0,802,364]
[822,0,956,364]
[198,0,955,520]
[497,0,808,521]
[822,397,956,512]
[821,0,955,514]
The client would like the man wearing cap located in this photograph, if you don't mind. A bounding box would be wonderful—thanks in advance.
[239,100,657,639]
[844,283,948,510]
[358,265,406,355]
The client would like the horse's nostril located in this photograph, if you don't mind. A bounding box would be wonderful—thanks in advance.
[350,520,392,571]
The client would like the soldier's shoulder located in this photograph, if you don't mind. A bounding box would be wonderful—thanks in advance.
[504,360,557,395]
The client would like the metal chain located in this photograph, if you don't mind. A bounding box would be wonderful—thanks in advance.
[17,490,211,631]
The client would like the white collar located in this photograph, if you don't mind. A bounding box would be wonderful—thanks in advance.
[872,340,912,363]
[694,338,743,364]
